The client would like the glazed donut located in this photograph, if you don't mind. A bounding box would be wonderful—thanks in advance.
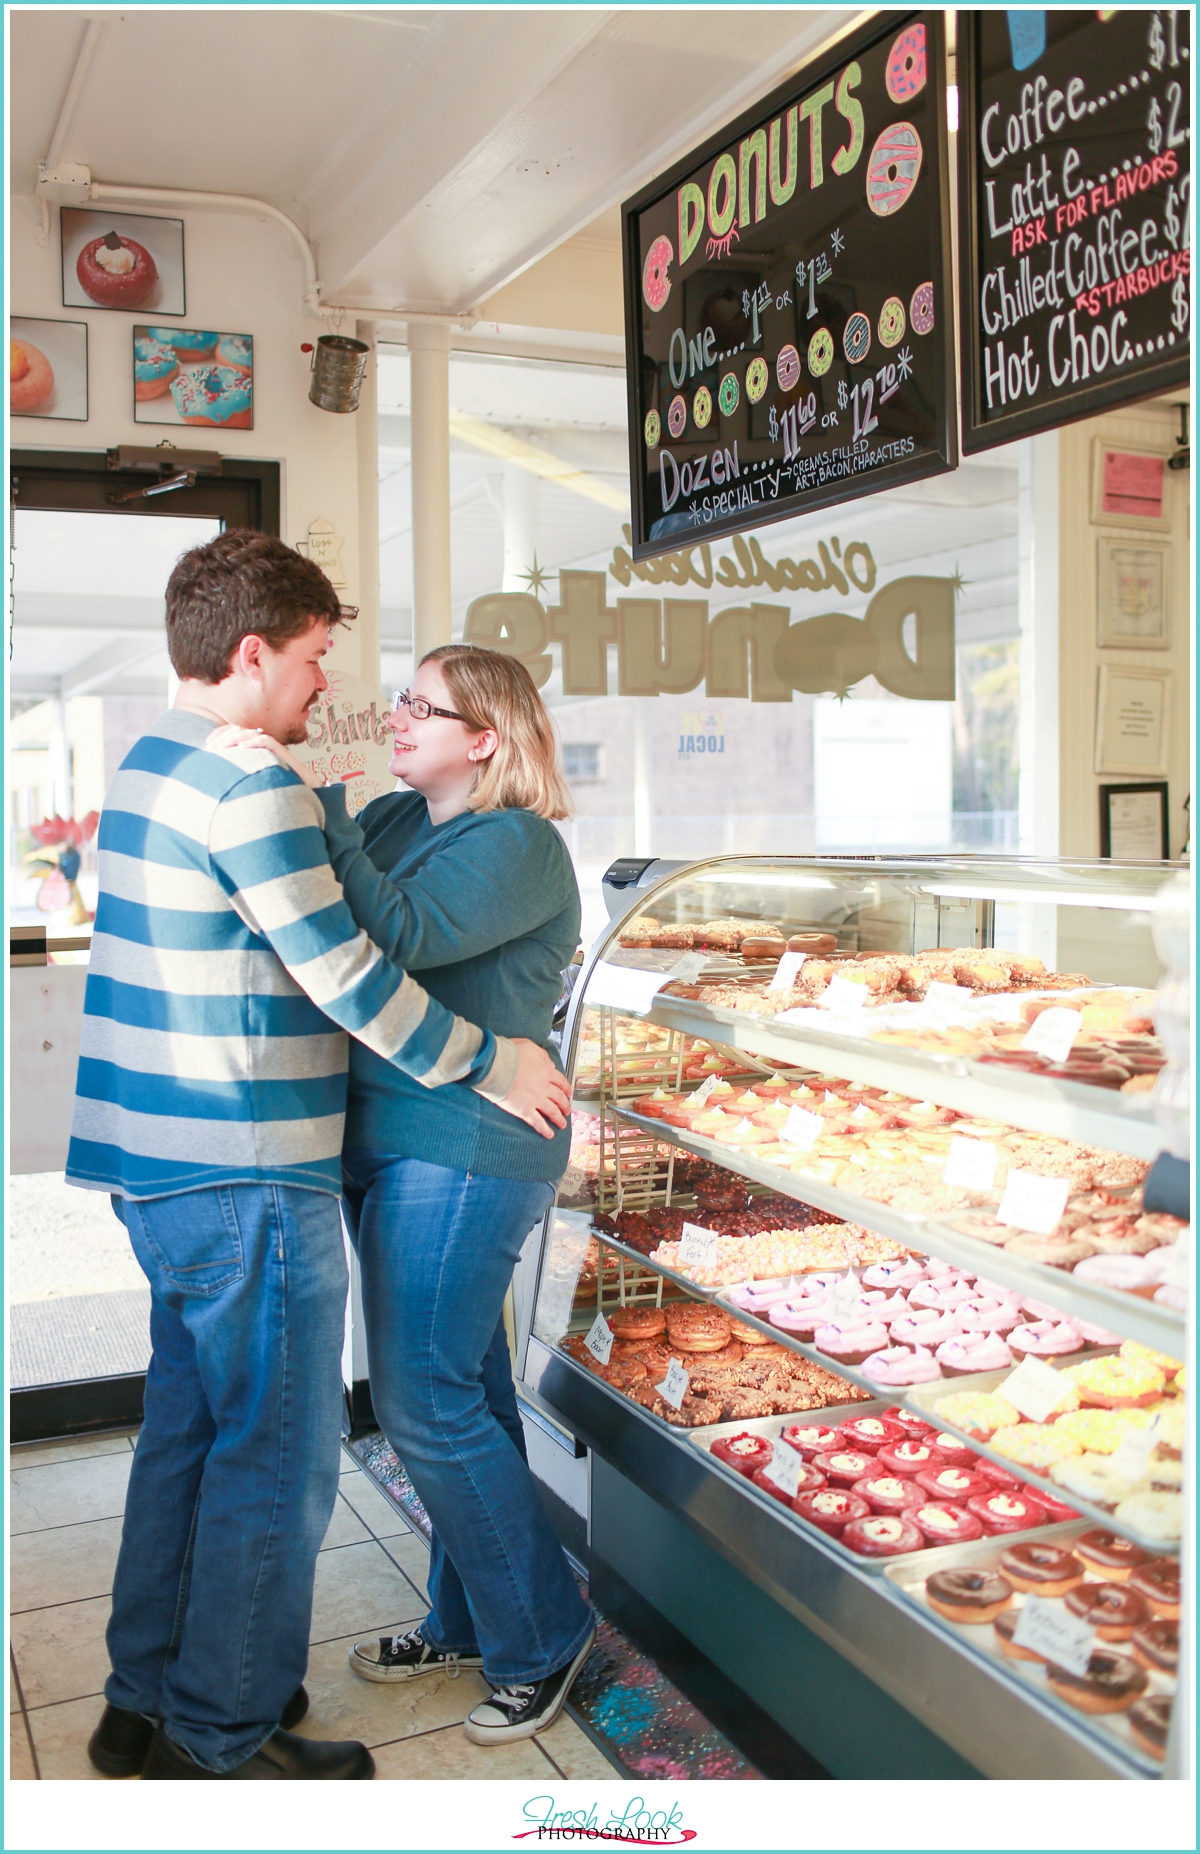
[793,1487,869,1536]
[10,339,54,414]
[644,409,661,448]
[806,327,834,377]
[751,1461,825,1505]
[693,385,712,429]
[77,233,158,308]
[667,393,687,438]
[993,1606,1046,1661]
[1128,1693,1171,1761]
[718,372,739,416]
[1064,1581,1151,1641]
[916,1464,990,1505]
[835,1415,906,1453]
[842,312,871,365]
[886,21,927,102]
[812,1448,877,1488]
[925,1568,1013,1624]
[877,1439,947,1478]
[851,1474,927,1516]
[609,1305,666,1340]
[1130,1617,1179,1673]
[148,327,218,363]
[216,334,252,373]
[967,1490,1048,1534]
[877,296,906,348]
[711,1431,775,1476]
[1112,1490,1182,1544]
[1074,1529,1152,1582]
[776,343,801,392]
[642,235,673,313]
[910,281,935,335]
[866,123,923,218]
[998,1542,1086,1597]
[779,1422,839,1459]
[133,336,179,401]
[170,365,253,429]
[1127,1559,1182,1619]
[1045,1649,1147,1714]
[745,356,769,403]
[911,1502,984,1546]
[841,1513,923,1557]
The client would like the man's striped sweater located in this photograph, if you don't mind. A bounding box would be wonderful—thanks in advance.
[66,709,518,1200]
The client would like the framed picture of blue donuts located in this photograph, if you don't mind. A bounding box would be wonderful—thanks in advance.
[62,207,185,316]
[132,328,254,429]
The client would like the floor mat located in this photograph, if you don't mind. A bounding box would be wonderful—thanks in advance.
[347,1430,764,1780]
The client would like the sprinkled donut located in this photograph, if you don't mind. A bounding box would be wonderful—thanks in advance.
[667,393,687,438]
[642,235,673,313]
[216,334,252,374]
[693,384,712,429]
[842,312,871,365]
[878,297,906,347]
[867,122,923,217]
[776,343,801,392]
[718,372,739,416]
[134,336,179,401]
[910,281,936,334]
[886,23,927,103]
[644,408,661,448]
[169,364,253,429]
[807,327,834,377]
[745,356,769,403]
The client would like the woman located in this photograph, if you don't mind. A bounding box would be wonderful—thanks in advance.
[245,645,594,1746]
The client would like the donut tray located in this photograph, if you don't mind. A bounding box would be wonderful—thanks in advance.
[685,1406,1081,1578]
[884,1524,1173,1777]
[903,1367,1182,1558]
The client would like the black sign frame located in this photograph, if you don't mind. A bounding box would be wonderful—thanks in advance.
[957,9,1191,455]
[621,10,958,561]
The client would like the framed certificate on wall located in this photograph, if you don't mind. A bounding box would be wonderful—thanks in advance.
[1097,537,1171,649]
[1094,664,1171,778]
[1099,783,1169,860]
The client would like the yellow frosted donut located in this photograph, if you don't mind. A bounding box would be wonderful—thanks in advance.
[933,1391,1020,1439]
[989,1423,1082,1470]
[1052,1406,1158,1455]
[1061,1356,1166,1407]
[1119,1340,1182,1379]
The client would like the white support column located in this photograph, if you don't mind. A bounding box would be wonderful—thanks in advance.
[502,460,538,591]
[1016,428,1060,964]
[633,699,653,856]
[355,319,381,691]
[408,321,453,662]
[49,696,73,819]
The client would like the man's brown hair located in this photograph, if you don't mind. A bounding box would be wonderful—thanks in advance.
[165,529,348,682]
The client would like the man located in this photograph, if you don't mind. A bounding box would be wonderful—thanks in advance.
[66,531,570,1780]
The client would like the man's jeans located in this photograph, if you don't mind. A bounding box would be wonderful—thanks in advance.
[106,1185,347,1771]
[342,1153,594,1685]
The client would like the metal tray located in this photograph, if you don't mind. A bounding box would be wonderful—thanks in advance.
[884,1524,1172,1778]
[685,1406,1081,1577]
[903,1367,1182,1558]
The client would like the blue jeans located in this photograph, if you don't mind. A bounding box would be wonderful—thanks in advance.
[106,1185,347,1771]
[342,1152,593,1685]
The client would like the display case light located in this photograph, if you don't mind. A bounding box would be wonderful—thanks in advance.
[920,883,1156,911]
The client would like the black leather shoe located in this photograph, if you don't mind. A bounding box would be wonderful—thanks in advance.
[88,1687,310,1778]
[142,1724,374,1780]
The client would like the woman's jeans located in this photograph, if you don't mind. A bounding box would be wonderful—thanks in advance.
[105,1185,347,1771]
[342,1152,594,1686]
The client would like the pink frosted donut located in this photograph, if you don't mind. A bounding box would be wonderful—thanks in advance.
[814,1319,890,1365]
[862,1258,925,1291]
[1008,1319,1085,1357]
[776,343,801,392]
[642,236,673,313]
[922,1257,961,1282]
[1073,1253,1155,1292]
[865,1290,910,1321]
[886,23,927,103]
[910,281,935,334]
[891,1309,961,1348]
[861,1345,941,1387]
[909,1279,974,1313]
[957,1297,1023,1335]
[728,1278,794,1313]
[667,393,687,439]
[867,122,923,217]
[936,1334,1014,1376]
[1074,1320,1127,1346]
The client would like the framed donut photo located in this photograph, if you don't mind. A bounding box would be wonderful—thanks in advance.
[11,316,88,421]
[132,327,254,430]
[61,206,185,316]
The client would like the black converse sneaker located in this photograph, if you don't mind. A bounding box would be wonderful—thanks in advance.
[463,1625,596,1745]
[348,1628,484,1684]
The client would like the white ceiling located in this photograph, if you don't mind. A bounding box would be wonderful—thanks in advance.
[11,5,860,313]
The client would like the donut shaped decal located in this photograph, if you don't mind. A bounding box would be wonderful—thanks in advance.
[886,23,927,102]
[667,393,687,439]
[842,313,871,365]
[910,281,935,335]
[878,297,906,347]
[642,236,673,313]
[693,385,712,429]
[776,344,801,392]
[644,408,661,448]
[745,356,769,403]
[807,328,834,377]
[718,372,739,416]
[867,122,923,217]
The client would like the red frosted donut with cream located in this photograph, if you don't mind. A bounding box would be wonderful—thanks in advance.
[928,1432,979,1470]
[794,1488,869,1537]
[967,1490,1048,1534]
[835,1415,906,1454]
[877,1439,947,1479]
[711,1432,774,1477]
[751,1462,825,1505]
[912,1502,985,1546]
[881,1405,936,1440]
[916,1465,991,1505]
[841,1513,923,1557]
[77,232,158,307]
[852,1474,927,1516]
[780,1422,840,1460]
[813,1449,876,1488]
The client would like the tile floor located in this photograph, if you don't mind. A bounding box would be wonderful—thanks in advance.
[10,1430,619,1782]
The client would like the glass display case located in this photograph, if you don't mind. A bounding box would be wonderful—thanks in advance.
[517,855,1190,1781]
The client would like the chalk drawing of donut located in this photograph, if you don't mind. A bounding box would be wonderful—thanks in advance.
[645,408,661,448]
[643,236,673,312]
[745,356,769,403]
[807,327,834,377]
[842,313,871,365]
[693,385,713,429]
[867,122,923,216]
[776,344,801,392]
[667,393,687,438]
[878,297,906,347]
[910,281,935,335]
[719,372,739,416]
[886,23,927,102]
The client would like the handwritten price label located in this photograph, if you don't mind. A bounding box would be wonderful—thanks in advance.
[670,951,708,983]
[781,1105,824,1151]
[823,975,869,1013]
[922,980,973,1024]
[1012,1597,1096,1678]
[762,1438,804,1499]
[944,1135,998,1193]
[828,1269,863,1317]
[1021,1007,1082,1064]
[1108,1416,1160,1485]
[996,1168,1070,1235]
[677,1223,719,1272]
[588,962,670,1014]
[584,1313,614,1367]
[768,950,808,993]
[656,1357,689,1409]
[1003,1355,1073,1424]
[690,1073,721,1105]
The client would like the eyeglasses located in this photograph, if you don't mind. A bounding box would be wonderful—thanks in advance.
[391,688,468,723]
[338,604,359,624]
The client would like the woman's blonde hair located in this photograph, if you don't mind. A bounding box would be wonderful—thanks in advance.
[421,644,572,821]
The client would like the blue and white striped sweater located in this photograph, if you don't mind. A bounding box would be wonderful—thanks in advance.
[66,709,515,1200]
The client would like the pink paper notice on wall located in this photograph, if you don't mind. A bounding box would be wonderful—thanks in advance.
[1101,451,1164,521]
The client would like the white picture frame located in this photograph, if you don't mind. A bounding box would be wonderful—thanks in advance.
[1096,535,1171,649]
[1094,664,1171,778]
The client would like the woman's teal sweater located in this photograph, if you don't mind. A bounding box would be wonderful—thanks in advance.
[318,786,580,1181]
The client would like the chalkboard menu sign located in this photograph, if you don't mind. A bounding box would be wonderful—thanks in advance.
[959,9,1191,453]
[621,11,956,560]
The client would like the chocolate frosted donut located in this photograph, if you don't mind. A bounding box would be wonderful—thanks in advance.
[925,1568,1012,1624]
[1047,1649,1147,1715]
[1131,1616,1179,1674]
[999,1542,1086,1597]
[1074,1528,1152,1581]
[1064,1580,1151,1640]
[1129,1693,1171,1760]
[993,1606,1045,1661]
[1127,1558,1182,1618]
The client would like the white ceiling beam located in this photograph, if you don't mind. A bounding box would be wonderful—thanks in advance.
[61,637,165,699]
[13,594,166,633]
